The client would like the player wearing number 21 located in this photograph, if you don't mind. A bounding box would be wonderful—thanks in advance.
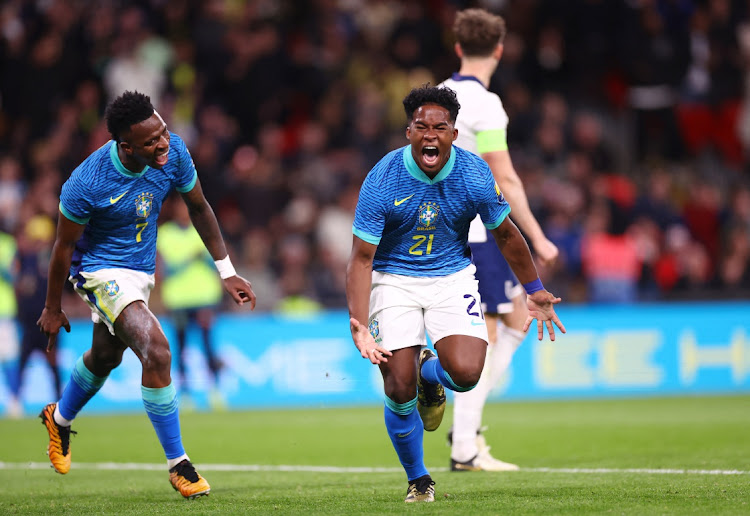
[346,85,565,503]
[36,91,255,499]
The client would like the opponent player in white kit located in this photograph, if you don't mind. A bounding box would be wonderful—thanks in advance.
[440,8,560,472]
[346,84,565,502]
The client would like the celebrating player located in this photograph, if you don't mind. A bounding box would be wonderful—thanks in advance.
[36,91,255,499]
[440,8,560,472]
[346,85,565,502]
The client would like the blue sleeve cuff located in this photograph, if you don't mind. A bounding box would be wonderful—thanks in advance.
[483,204,511,230]
[353,226,381,245]
[176,170,198,193]
[59,202,89,225]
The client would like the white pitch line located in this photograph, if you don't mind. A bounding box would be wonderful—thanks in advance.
[0,462,748,476]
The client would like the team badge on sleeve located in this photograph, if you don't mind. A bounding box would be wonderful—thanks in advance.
[135,192,154,218]
[417,202,440,230]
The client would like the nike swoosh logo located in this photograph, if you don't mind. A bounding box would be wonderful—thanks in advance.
[110,191,128,204]
[394,194,415,206]
[470,320,486,326]
[396,426,416,438]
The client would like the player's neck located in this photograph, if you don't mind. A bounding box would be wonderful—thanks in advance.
[117,146,147,174]
[458,58,496,88]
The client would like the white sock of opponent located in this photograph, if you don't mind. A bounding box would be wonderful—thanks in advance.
[485,323,525,390]
[451,321,524,462]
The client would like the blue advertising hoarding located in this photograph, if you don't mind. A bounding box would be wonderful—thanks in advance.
[2,302,748,415]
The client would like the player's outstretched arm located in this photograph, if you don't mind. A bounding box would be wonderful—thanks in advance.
[346,236,392,364]
[180,180,256,309]
[38,214,84,351]
[484,151,559,266]
[489,217,565,340]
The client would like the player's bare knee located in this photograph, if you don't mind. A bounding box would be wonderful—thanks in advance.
[383,378,417,404]
[89,347,124,373]
[140,341,172,373]
[447,366,481,389]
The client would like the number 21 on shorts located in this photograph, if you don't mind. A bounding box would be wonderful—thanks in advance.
[464,294,484,321]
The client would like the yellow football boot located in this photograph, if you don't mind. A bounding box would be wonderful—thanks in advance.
[169,459,211,499]
[39,403,75,474]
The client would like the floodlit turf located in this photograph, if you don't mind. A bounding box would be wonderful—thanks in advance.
[1,395,749,514]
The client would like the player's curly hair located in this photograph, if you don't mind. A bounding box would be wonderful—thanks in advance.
[402,84,461,123]
[453,8,506,57]
[105,91,155,142]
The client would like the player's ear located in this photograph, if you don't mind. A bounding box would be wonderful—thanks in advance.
[494,42,503,61]
[405,126,411,140]
[454,42,463,59]
[119,141,133,155]
[452,128,458,141]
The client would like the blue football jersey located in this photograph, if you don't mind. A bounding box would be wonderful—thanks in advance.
[60,133,198,275]
[353,145,510,277]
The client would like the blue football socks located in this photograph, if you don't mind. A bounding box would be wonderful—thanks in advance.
[142,382,185,460]
[420,354,475,392]
[384,396,428,481]
[57,355,108,421]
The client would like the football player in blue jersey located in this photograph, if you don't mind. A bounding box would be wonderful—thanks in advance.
[346,84,565,503]
[36,91,255,499]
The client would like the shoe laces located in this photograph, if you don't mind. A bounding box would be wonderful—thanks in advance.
[410,475,435,495]
[171,460,200,482]
[58,425,77,456]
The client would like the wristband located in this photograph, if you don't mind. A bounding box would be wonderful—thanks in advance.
[523,278,544,295]
[214,255,236,279]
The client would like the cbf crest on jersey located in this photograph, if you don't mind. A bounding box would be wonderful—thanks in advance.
[135,192,154,218]
[417,202,440,231]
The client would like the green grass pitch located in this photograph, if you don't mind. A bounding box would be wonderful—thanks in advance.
[1,395,748,514]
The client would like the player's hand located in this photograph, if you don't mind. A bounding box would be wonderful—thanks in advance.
[533,237,559,267]
[523,290,566,341]
[350,317,393,364]
[37,307,71,352]
[223,275,257,309]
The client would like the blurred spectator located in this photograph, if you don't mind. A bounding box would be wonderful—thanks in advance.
[157,197,225,411]
[619,1,691,162]
[0,156,24,232]
[580,201,641,303]
[275,234,322,316]
[8,215,59,418]
[236,228,282,312]
[0,227,18,415]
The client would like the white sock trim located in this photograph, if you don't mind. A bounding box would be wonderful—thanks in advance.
[167,453,190,470]
[53,404,73,427]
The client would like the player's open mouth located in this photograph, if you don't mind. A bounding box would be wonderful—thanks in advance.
[154,150,169,166]
[422,146,439,167]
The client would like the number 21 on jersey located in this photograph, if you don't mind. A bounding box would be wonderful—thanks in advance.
[409,233,434,255]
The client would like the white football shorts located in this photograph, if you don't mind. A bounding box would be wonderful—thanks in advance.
[70,268,155,335]
[368,264,489,352]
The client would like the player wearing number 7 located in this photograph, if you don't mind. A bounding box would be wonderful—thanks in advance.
[346,84,565,503]
[36,91,256,499]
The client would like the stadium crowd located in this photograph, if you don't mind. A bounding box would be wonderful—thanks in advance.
[1,0,750,321]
